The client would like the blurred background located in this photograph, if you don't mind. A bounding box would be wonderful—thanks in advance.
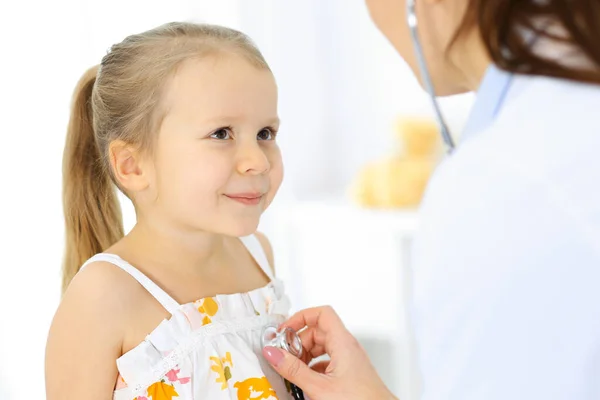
[0,0,474,398]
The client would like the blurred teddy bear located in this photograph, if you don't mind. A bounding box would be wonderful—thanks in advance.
[350,117,442,208]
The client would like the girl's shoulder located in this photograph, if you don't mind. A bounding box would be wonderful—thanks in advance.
[45,260,142,397]
[53,259,148,339]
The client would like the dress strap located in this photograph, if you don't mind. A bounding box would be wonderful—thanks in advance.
[239,234,275,281]
[81,253,181,315]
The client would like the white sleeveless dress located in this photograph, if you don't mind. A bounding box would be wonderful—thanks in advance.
[80,234,293,400]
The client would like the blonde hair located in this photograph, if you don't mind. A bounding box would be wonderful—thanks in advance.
[62,22,270,293]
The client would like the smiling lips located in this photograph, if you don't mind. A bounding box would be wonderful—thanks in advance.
[224,192,264,205]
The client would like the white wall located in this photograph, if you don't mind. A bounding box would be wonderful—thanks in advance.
[0,1,473,398]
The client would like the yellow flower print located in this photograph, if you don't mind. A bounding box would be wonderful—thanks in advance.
[197,297,219,325]
[234,377,279,400]
[210,352,234,390]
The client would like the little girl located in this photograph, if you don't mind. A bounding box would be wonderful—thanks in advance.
[46,22,293,400]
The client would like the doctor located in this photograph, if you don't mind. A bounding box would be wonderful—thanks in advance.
[263,0,600,399]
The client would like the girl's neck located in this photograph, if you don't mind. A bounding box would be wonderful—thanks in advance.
[114,220,230,277]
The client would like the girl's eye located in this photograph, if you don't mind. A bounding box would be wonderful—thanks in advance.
[210,128,232,140]
[257,128,276,141]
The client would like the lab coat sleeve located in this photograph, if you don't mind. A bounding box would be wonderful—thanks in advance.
[412,154,600,400]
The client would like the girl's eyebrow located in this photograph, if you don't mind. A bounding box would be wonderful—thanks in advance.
[202,116,281,126]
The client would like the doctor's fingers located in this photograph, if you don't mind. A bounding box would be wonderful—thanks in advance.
[281,306,347,340]
[310,359,331,375]
[299,326,327,363]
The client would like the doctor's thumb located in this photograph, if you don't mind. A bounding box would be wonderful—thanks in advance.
[263,346,328,392]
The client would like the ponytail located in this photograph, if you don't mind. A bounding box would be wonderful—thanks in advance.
[61,66,124,294]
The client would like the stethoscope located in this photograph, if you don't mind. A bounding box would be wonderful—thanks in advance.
[262,324,305,399]
[406,0,456,153]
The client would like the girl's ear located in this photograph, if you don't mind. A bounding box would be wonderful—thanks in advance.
[108,140,150,192]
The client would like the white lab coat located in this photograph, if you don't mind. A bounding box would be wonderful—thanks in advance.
[412,71,600,399]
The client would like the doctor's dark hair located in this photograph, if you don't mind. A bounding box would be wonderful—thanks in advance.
[455,0,600,84]
[61,22,270,294]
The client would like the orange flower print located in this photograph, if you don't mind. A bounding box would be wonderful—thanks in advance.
[234,377,279,400]
[210,352,234,390]
[146,381,179,400]
[196,297,219,325]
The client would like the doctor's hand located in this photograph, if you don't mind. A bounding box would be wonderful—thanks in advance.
[262,306,397,400]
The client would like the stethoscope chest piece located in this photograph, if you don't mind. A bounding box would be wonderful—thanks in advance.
[261,324,305,399]
[261,325,303,359]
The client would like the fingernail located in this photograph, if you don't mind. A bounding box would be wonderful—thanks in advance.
[263,346,284,367]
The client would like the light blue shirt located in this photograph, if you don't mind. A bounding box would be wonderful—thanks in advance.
[411,67,600,399]
[461,65,513,141]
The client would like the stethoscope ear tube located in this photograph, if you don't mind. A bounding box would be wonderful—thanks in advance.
[406,0,456,153]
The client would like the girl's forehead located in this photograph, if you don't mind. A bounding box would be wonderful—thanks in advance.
[168,55,275,98]
[161,55,278,125]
